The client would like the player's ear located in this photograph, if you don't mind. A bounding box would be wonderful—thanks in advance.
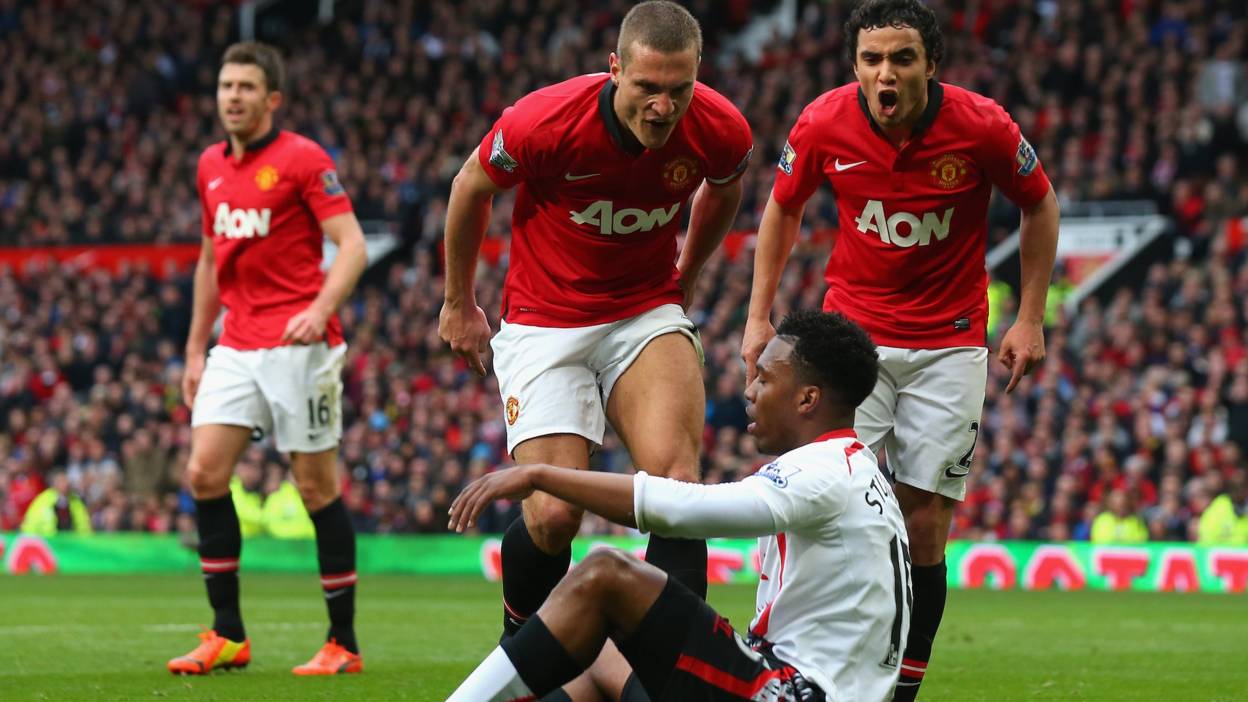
[796,384,820,416]
[609,52,622,85]
[267,90,283,112]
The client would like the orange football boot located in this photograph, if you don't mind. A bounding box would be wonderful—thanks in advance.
[292,639,363,675]
[167,630,251,675]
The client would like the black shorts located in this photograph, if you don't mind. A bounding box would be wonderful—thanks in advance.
[616,577,824,702]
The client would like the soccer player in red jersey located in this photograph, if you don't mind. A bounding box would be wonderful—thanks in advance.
[438,0,752,679]
[168,42,368,677]
[741,1,1060,699]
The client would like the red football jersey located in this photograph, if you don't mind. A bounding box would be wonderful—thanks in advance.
[773,82,1051,348]
[197,130,353,350]
[478,73,753,327]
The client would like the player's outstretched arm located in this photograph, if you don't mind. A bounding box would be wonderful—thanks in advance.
[677,177,744,309]
[450,465,637,532]
[282,212,367,344]
[439,152,506,376]
[451,465,779,539]
[742,194,805,382]
[183,236,221,409]
[999,186,1060,393]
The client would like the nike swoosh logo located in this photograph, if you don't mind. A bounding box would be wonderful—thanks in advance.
[325,588,350,599]
[944,466,970,479]
[834,159,867,172]
[208,177,225,190]
[564,172,600,181]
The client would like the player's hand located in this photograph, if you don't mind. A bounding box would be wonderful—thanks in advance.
[448,465,538,532]
[998,319,1045,393]
[741,316,777,384]
[182,353,205,410]
[282,305,330,345]
[438,301,491,376]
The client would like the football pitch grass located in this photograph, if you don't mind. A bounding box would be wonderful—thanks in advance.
[0,574,1242,701]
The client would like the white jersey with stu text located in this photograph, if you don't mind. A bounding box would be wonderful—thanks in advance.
[634,428,911,701]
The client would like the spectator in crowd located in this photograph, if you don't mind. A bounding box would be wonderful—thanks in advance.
[1198,470,1248,544]
[261,473,317,540]
[19,471,93,536]
[1091,489,1149,544]
[230,461,264,539]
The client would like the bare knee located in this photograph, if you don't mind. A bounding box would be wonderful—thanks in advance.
[565,549,638,601]
[527,501,584,553]
[186,453,230,499]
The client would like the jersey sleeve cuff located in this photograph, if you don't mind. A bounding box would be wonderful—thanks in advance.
[1013,181,1052,210]
[314,199,355,223]
[705,171,745,186]
[633,471,650,533]
[477,149,519,189]
[770,189,803,211]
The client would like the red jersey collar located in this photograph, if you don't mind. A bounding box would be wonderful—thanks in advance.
[815,428,858,442]
[222,127,281,159]
[856,79,943,143]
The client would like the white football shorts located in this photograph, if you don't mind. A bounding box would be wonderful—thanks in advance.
[490,303,701,456]
[191,342,347,454]
[855,345,988,501]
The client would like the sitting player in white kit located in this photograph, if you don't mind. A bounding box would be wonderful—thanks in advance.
[447,310,912,702]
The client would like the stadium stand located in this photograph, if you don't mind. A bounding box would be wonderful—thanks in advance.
[1,0,1246,542]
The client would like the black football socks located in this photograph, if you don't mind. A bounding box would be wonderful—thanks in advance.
[893,559,948,701]
[501,516,571,637]
[311,497,359,654]
[644,534,708,600]
[501,615,585,696]
[195,494,245,642]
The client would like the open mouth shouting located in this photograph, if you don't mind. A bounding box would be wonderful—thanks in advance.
[642,117,673,134]
[878,89,900,118]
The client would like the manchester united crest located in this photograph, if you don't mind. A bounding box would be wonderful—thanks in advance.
[255,164,280,191]
[929,154,968,190]
[661,156,700,192]
[505,396,520,426]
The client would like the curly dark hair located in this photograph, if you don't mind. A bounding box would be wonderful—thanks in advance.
[776,310,879,411]
[844,0,944,66]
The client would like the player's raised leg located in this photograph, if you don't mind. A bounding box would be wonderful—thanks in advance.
[168,423,253,675]
[488,320,602,638]
[289,446,362,675]
[448,550,667,701]
[606,330,707,598]
[501,434,592,637]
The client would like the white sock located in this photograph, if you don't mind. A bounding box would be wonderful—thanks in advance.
[446,646,535,702]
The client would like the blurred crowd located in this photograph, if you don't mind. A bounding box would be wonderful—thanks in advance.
[1,0,1247,544]
[4,0,1246,247]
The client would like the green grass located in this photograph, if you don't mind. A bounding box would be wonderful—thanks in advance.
[0,575,1243,700]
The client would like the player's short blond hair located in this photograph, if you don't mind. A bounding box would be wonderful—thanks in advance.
[617,1,702,64]
[221,41,285,94]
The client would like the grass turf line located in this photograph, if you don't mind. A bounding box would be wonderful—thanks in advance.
[0,574,1242,701]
